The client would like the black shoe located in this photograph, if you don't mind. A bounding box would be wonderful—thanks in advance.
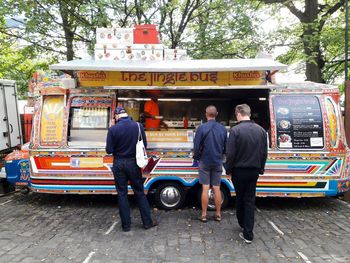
[144,221,158,230]
[122,227,131,232]
[239,233,252,244]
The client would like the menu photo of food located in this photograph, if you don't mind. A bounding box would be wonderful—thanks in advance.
[278,133,292,148]
[279,119,291,129]
[277,107,289,115]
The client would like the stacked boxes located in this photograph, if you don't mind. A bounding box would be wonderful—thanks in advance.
[96,28,133,45]
[164,49,187,60]
[94,25,188,61]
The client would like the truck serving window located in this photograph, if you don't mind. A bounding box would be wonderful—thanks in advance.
[68,107,110,147]
[273,95,324,149]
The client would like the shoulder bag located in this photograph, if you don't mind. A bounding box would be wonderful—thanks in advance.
[136,123,149,168]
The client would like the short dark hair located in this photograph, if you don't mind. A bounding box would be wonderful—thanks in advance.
[235,104,251,117]
[205,105,218,118]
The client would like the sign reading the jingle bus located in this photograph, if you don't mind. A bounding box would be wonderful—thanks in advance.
[76,71,266,87]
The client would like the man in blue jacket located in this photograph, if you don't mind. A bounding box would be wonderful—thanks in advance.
[226,104,267,244]
[106,107,156,232]
[193,105,227,223]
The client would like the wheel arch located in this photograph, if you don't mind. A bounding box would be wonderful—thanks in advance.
[145,176,198,193]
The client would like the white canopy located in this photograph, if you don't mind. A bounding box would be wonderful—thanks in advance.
[50,58,287,72]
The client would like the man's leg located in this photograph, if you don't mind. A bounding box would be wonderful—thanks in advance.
[127,160,153,228]
[212,164,223,218]
[212,186,222,217]
[232,169,245,228]
[201,184,210,218]
[242,169,259,241]
[113,160,131,231]
[198,162,210,219]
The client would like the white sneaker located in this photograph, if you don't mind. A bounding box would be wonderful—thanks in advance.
[239,232,252,244]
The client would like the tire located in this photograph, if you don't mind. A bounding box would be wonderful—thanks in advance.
[154,182,186,210]
[198,186,229,211]
[20,186,30,194]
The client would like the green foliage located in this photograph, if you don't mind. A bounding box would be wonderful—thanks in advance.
[186,0,263,59]
[257,0,346,84]
[0,17,52,98]
[1,0,347,97]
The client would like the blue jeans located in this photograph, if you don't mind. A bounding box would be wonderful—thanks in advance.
[112,158,153,229]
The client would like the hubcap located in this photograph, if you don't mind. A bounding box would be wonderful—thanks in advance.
[160,186,181,208]
[208,189,224,210]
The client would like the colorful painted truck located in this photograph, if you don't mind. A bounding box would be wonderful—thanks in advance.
[3,56,350,210]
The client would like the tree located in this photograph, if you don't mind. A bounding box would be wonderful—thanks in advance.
[0,0,110,60]
[187,0,264,59]
[0,17,52,97]
[259,0,345,83]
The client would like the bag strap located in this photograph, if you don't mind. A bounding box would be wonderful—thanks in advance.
[199,123,215,149]
[137,122,143,141]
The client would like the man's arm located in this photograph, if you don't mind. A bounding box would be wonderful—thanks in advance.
[260,131,268,174]
[225,128,237,175]
[222,127,227,154]
[105,127,115,154]
[193,126,203,160]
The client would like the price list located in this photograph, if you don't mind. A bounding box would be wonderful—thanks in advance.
[273,96,324,149]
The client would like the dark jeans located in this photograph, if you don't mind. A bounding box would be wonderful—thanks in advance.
[232,167,259,241]
[112,158,153,230]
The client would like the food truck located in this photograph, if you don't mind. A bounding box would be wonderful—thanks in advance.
[3,26,350,209]
[1,57,339,209]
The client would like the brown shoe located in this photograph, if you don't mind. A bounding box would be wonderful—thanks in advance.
[199,215,208,223]
[144,221,158,230]
[214,215,222,222]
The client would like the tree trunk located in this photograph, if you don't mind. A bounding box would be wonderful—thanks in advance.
[64,30,75,61]
[59,1,75,61]
[302,0,325,83]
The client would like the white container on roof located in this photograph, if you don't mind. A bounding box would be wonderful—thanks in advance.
[50,58,287,72]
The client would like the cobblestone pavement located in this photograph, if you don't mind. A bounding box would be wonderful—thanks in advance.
[0,192,350,263]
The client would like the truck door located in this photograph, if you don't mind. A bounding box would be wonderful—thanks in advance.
[0,81,22,151]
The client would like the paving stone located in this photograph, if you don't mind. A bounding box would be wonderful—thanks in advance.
[1,194,350,262]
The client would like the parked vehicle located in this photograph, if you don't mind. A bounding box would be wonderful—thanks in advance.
[0,79,22,154]
[0,79,23,194]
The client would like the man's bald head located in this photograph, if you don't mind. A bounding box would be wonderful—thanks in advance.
[205,105,218,119]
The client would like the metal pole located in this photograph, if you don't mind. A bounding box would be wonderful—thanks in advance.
[346,0,349,80]
[343,0,350,201]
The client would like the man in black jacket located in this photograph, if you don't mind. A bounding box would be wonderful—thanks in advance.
[106,107,156,232]
[226,104,267,244]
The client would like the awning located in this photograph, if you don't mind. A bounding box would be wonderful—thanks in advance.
[49,58,287,72]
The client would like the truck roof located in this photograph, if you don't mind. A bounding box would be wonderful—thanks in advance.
[0,79,16,85]
[49,58,287,72]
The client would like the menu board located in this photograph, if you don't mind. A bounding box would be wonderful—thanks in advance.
[273,96,324,149]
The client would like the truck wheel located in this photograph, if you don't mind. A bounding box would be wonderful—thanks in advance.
[154,182,186,210]
[198,186,229,211]
[20,187,30,194]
